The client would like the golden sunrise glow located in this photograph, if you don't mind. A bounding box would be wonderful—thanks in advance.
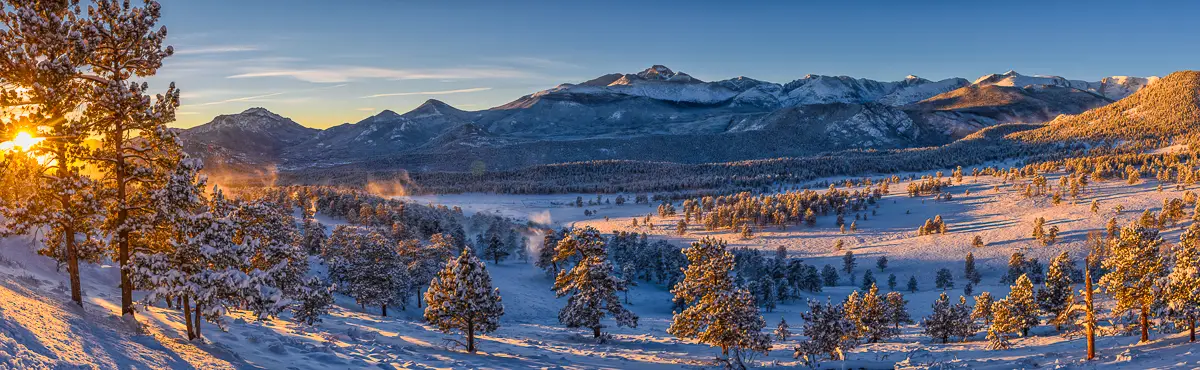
[0,131,45,152]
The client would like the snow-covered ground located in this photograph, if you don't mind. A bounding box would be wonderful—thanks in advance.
[4,170,1200,369]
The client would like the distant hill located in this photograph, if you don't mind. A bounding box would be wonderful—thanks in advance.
[1012,70,1200,144]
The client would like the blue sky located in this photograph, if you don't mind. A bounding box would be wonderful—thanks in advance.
[152,0,1200,128]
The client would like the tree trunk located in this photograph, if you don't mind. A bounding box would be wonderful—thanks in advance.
[64,222,81,307]
[417,288,423,308]
[1140,307,1149,342]
[382,304,387,317]
[593,327,601,339]
[1085,265,1096,360]
[194,302,202,340]
[1191,318,1196,343]
[182,295,194,340]
[467,321,476,353]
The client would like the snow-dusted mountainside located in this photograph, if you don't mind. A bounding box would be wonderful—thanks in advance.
[178,107,319,166]
[182,66,1158,172]
[284,99,477,161]
[972,70,1158,100]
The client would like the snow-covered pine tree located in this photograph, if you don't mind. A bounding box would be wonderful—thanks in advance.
[553,227,637,338]
[986,299,1016,350]
[907,275,919,292]
[1038,251,1075,332]
[793,299,856,368]
[1006,274,1040,337]
[536,228,560,275]
[1099,223,1166,342]
[951,296,978,341]
[328,227,399,315]
[853,284,896,342]
[293,277,335,326]
[400,235,454,308]
[1166,223,1200,342]
[972,292,994,326]
[424,246,504,353]
[0,1,104,308]
[884,291,912,330]
[922,292,956,343]
[81,0,180,316]
[233,198,311,319]
[668,237,770,368]
[775,318,791,341]
[301,217,327,254]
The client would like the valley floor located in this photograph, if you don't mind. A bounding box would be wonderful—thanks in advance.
[5,168,1200,369]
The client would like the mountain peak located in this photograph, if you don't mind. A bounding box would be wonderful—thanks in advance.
[241,107,277,116]
[637,65,676,80]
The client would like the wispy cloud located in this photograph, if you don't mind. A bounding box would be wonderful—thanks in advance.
[173,45,259,56]
[361,87,492,99]
[188,84,348,107]
[227,66,530,83]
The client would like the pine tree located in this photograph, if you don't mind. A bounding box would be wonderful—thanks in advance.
[1099,224,1166,342]
[884,291,913,330]
[301,218,327,254]
[536,229,560,275]
[922,292,957,343]
[987,299,1016,350]
[876,256,888,271]
[842,251,856,277]
[553,227,637,338]
[971,292,994,326]
[759,276,778,312]
[972,235,985,248]
[483,230,509,264]
[424,247,504,353]
[1006,274,1040,337]
[328,227,398,316]
[1166,224,1200,342]
[676,218,688,235]
[935,268,955,290]
[0,1,104,308]
[775,318,791,342]
[1003,252,1027,283]
[860,269,876,292]
[1038,251,1075,332]
[668,237,770,368]
[1031,217,1047,242]
[907,275,919,293]
[293,277,335,326]
[887,274,897,291]
[793,299,855,367]
[822,265,839,286]
[851,284,896,342]
[964,252,982,285]
[82,0,180,316]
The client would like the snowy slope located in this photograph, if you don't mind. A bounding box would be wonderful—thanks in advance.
[6,167,1200,368]
[972,71,1159,100]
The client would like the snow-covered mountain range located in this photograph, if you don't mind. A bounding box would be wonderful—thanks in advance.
[179,66,1157,172]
